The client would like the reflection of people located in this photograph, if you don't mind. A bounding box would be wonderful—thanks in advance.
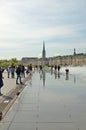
[54,71,57,79]
[29,75,32,86]
[39,65,42,71]
[54,65,57,71]
[65,69,69,75]
[74,76,76,83]
[40,74,42,79]
[0,67,4,95]
[58,72,60,79]
[51,66,53,75]
[40,70,46,87]
[65,74,69,80]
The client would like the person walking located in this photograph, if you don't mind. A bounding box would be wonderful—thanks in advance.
[16,65,22,85]
[10,66,15,78]
[29,63,32,72]
[54,65,57,71]
[7,66,11,78]
[29,63,32,75]
[0,67,4,95]
[57,65,61,72]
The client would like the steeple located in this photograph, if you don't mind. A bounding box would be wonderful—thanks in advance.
[74,48,76,55]
[42,41,46,59]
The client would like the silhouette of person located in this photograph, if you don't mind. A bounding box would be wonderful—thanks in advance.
[65,69,69,80]
[16,65,22,85]
[58,65,60,72]
[0,67,4,95]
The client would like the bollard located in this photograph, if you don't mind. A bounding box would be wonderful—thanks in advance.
[0,112,2,121]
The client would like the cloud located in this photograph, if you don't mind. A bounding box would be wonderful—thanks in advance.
[0,0,86,59]
[0,0,86,25]
[0,24,80,40]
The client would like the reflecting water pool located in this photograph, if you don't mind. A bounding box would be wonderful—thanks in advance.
[0,66,86,130]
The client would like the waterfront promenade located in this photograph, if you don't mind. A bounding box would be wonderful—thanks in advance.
[0,70,26,99]
[1,71,17,98]
[0,70,29,121]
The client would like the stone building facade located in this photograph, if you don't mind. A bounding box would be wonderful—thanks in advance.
[48,53,86,66]
[21,42,86,66]
[21,53,86,66]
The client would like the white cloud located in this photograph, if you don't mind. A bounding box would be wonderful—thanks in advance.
[0,0,86,59]
[0,24,80,40]
[0,43,20,49]
[47,42,86,52]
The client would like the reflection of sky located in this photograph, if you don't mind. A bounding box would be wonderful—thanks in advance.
[46,70,86,102]
[1,67,86,130]
[34,67,86,128]
[24,67,86,130]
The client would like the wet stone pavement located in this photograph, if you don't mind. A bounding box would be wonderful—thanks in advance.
[0,68,86,130]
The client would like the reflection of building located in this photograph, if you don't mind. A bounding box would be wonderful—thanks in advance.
[43,70,46,87]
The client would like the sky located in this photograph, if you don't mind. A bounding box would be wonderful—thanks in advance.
[0,0,86,60]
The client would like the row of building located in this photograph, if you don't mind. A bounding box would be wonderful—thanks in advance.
[21,42,86,66]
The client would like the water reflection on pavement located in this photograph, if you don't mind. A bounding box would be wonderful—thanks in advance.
[0,68,86,130]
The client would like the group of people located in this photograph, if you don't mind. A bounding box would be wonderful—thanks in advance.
[51,65,61,72]
[7,64,25,79]
[0,64,69,96]
[0,63,33,96]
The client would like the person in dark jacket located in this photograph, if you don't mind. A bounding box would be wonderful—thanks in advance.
[29,63,32,72]
[0,67,4,95]
[58,65,61,72]
[16,65,22,84]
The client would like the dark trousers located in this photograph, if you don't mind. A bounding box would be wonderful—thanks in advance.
[16,75,22,84]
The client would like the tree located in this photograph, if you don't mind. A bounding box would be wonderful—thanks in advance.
[10,58,18,66]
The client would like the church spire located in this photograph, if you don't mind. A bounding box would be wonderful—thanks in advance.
[43,41,45,51]
[42,41,46,59]
[74,48,76,55]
